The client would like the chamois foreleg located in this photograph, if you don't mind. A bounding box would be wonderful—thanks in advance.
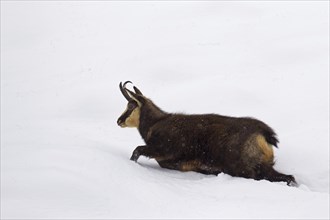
[130,145,164,162]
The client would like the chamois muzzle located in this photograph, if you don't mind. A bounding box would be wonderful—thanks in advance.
[117,118,123,126]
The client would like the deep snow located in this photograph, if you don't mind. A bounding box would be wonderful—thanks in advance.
[1,1,329,219]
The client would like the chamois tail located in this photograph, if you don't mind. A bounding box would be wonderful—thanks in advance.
[257,122,279,148]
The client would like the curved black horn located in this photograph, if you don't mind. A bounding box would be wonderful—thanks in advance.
[119,81,132,101]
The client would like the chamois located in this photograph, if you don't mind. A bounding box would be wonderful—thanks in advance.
[117,81,296,186]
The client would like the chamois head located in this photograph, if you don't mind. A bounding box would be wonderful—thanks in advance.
[117,81,145,128]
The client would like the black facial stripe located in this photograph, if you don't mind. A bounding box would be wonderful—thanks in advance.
[119,108,133,121]
[117,100,139,124]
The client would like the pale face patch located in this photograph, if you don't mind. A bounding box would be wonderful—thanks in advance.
[124,107,140,128]
[117,100,141,128]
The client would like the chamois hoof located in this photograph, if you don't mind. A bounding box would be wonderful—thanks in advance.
[130,152,139,162]
[286,175,297,187]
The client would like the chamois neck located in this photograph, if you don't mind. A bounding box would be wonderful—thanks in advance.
[138,99,168,140]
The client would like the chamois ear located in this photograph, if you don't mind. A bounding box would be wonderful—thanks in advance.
[133,86,143,95]
[126,89,146,105]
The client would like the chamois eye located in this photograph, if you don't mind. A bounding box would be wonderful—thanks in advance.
[127,103,135,110]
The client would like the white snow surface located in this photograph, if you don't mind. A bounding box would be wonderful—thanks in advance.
[1,1,329,219]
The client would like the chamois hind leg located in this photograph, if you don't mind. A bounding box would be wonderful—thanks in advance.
[257,164,296,186]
